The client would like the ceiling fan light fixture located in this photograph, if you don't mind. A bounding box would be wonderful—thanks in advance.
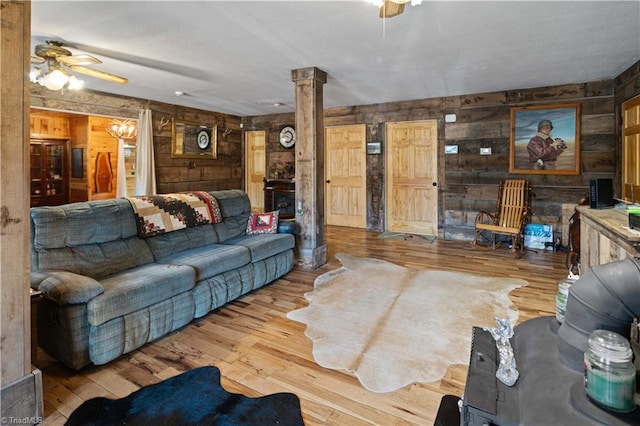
[34,67,85,91]
[32,40,127,89]
[42,68,69,91]
[67,75,84,90]
[29,67,42,83]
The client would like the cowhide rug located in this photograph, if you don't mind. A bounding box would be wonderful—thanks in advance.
[287,253,528,393]
[65,366,305,426]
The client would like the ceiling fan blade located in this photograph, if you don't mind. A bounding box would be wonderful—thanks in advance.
[31,55,45,65]
[379,0,405,18]
[68,65,128,84]
[58,54,101,66]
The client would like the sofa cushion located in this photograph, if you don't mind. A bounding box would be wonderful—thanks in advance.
[87,263,196,326]
[30,199,138,249]
[145,225,218,260]
[222,233,295,263]
[246,211,279,234]
[33,238,154,280]
[210,190,251,242]
[30,199,154,278]
[156,243,251,282]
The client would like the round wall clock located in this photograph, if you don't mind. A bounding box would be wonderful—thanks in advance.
[279,126,295,149]
[197,129,211,149]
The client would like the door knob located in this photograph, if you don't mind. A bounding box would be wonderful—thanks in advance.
[326,180,331,184]
[432,182,437,186]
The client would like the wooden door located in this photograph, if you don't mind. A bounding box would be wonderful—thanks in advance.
[385,120,438,235]
[325,124,367,228]
[622,95,640,202]
[245,130,266,211]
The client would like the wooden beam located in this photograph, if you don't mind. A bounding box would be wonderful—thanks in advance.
[0,0,44,421]
[291,67,328,269]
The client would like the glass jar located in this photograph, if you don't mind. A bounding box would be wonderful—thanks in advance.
[584,329,637,413]
[555,278,574,323]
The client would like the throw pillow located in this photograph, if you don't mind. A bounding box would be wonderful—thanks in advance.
[246,211,279,234]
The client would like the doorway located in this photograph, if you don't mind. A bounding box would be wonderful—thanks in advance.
[325,124,367,228]
[244,130,266,212]
[385,120,438,235]
[30,108,138,203]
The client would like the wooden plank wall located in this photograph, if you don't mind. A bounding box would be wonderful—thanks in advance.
[149,103,243,193]
[30,85,243,195]
[245,74,640,243]
[242,113,296,178]
[31,60,640,243]
[440,82,616,242]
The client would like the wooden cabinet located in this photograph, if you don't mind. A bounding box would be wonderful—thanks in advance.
[622,95,640,201]
[30,139,68,207]
[578,206,640,272]
[264,179,295,219]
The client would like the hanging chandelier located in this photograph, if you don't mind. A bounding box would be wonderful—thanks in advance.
[105,120,137,142]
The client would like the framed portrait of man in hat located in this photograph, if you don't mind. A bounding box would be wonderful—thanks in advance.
[509,103,581,175]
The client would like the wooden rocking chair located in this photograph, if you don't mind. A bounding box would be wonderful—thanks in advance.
[471,179,531,257]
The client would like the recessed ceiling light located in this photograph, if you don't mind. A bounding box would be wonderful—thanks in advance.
[175,91,184,97]
[273,102,284,107]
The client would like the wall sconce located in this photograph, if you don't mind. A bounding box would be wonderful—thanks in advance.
[105,119,137,141]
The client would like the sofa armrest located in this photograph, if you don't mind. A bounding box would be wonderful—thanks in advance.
[32,270,104,305]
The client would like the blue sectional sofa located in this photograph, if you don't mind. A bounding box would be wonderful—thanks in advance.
[30,190,295,370]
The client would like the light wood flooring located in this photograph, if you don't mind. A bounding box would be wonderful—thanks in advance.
[35,226,568,425]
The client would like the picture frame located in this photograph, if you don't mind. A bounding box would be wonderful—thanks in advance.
[509,103,581,175]
[444,145,459,155]
[171,119,218,159]
[367,142,381,155]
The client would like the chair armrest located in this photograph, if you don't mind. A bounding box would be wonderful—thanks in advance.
[475,210,496,224]
[32,270,104,305]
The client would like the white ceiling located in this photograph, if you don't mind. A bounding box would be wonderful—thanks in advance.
[31,1,640,117]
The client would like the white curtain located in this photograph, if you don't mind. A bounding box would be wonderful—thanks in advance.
[134,108,157,195]
[116,138,127,197]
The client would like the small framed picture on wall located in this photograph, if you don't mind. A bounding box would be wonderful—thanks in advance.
[367,142,381,155]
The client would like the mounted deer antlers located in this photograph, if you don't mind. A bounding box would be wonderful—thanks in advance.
[157,117,170,132]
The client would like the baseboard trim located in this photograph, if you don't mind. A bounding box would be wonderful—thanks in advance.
[0,368,44,424]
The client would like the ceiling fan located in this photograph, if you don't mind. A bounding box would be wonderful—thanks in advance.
[376,0,422,18]
[30,40,128,91]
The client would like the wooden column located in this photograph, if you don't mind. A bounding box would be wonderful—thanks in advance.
[291,67,327,270]
[1,0,44,422]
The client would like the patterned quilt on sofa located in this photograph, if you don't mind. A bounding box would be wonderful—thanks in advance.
[127,191,222,238]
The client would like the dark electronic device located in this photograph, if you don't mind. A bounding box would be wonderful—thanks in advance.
[589,178,614,209]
